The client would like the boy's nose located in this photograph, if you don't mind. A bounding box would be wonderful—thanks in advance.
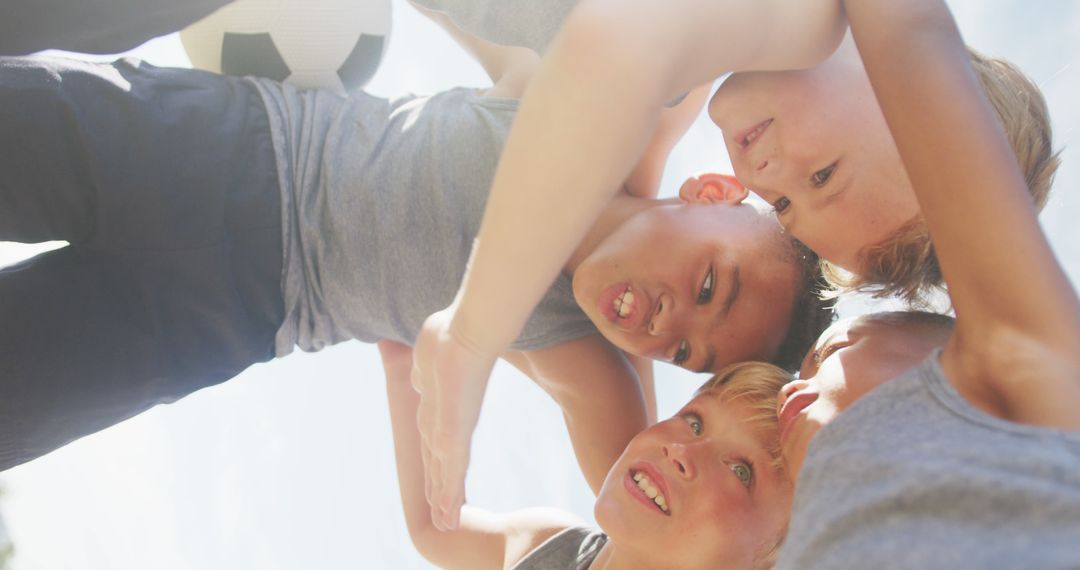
[752,153,783,188]
[663,442,695,480]
[777,379,811,416]
[647,293,677,336]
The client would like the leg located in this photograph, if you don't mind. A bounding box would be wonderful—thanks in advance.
[0,0,232,56]
[0,55,277,246]
[0,55,285,470]
[0,225,282,471]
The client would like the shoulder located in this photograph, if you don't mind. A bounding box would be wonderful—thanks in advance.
[502,510,592,569]
[943,328,1080,430]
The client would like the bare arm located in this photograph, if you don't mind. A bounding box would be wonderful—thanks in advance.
[380,340,581,569]
[449,0,847,358]
[506,335,650,494]
[622,82,711,200]
[408,0,539,96]
[624,353,657,425]
[412,0,846,529]
[843,0,1080,427]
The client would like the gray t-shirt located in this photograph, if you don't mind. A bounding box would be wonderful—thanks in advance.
[410,0,579,55]
[778,349,1080,569]
[512,527,607,570]
[250,81,597,355]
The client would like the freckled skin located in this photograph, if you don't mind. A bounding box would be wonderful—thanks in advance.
[708,36,921,271]
[594,393,793,569]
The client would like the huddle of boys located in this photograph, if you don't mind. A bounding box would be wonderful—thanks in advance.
[2,0,1079,568]
[405,1,1080,569]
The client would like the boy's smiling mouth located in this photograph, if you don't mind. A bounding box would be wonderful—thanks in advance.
[737,118,773,149]
[597,282,649,331]
[626,467,672,515]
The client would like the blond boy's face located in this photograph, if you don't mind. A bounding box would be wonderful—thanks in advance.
[707,35,920,272]
[595,392,792,569]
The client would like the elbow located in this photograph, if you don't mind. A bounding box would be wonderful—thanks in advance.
[757,1,848,70]
[552,1,675,101]
[405,524,448,567]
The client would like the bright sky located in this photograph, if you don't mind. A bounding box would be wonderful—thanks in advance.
[0,1,1078,569]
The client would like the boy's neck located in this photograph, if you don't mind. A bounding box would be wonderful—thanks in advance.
[563,194,677,276]
[587,539,649,570]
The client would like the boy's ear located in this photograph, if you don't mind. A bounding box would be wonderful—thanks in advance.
[678,173,748,204]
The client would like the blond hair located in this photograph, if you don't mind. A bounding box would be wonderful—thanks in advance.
[696,361,790,472]
[823,47,1060,304]
[697,361,795,568]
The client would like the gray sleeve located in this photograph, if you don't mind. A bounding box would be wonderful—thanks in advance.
[410,0,579,54]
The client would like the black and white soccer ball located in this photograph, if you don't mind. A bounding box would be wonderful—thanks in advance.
[180,0,391,93]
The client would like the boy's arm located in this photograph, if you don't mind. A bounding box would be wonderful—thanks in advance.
[408,0,539,97]
[412,0,847,530]
[505,335,650,494]
[624,353,657,425]
[379,340,581,569]
[622,83,710,200]
[842,1,1080,426]
[448,0,848,356]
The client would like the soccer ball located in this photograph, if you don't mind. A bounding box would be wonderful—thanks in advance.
[180,0,391,93]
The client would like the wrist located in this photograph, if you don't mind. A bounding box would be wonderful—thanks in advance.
[444,239,528,358]
[447,293,514,360]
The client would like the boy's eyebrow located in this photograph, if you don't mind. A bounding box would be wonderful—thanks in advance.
[699,266,741,373]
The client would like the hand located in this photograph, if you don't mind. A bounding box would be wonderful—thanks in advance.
[410,306,498,531]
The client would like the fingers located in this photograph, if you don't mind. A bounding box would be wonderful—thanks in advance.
[435,437,469,530]
[410,367,422,394]
[429,447,448,530]
[410,307,497,531]
[427,431,469,531]
[410,350,423,394]
[417,411,434,505]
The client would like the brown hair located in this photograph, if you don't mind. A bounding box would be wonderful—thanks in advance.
[773,238,836,370]
[697,361,794,568]
[823,47,1061,305]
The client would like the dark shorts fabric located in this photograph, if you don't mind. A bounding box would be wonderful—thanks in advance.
[0,0,233,56]
[0,56,284,470]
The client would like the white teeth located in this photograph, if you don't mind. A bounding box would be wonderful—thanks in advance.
[632,471,669,513]
[613,288,634,319]
[743,120,770,146]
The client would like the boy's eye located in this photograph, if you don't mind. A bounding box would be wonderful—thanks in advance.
[814,340,850,367]
[811,163,837,187]
[684,414,703,436]
[697,266,715,304]
[772,196,791,215]
[731,462,754,487]
[673,340,691,366]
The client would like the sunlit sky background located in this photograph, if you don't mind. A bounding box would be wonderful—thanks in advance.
[0,1,1078,568]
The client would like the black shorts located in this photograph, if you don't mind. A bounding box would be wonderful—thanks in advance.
[0,55,284,470]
